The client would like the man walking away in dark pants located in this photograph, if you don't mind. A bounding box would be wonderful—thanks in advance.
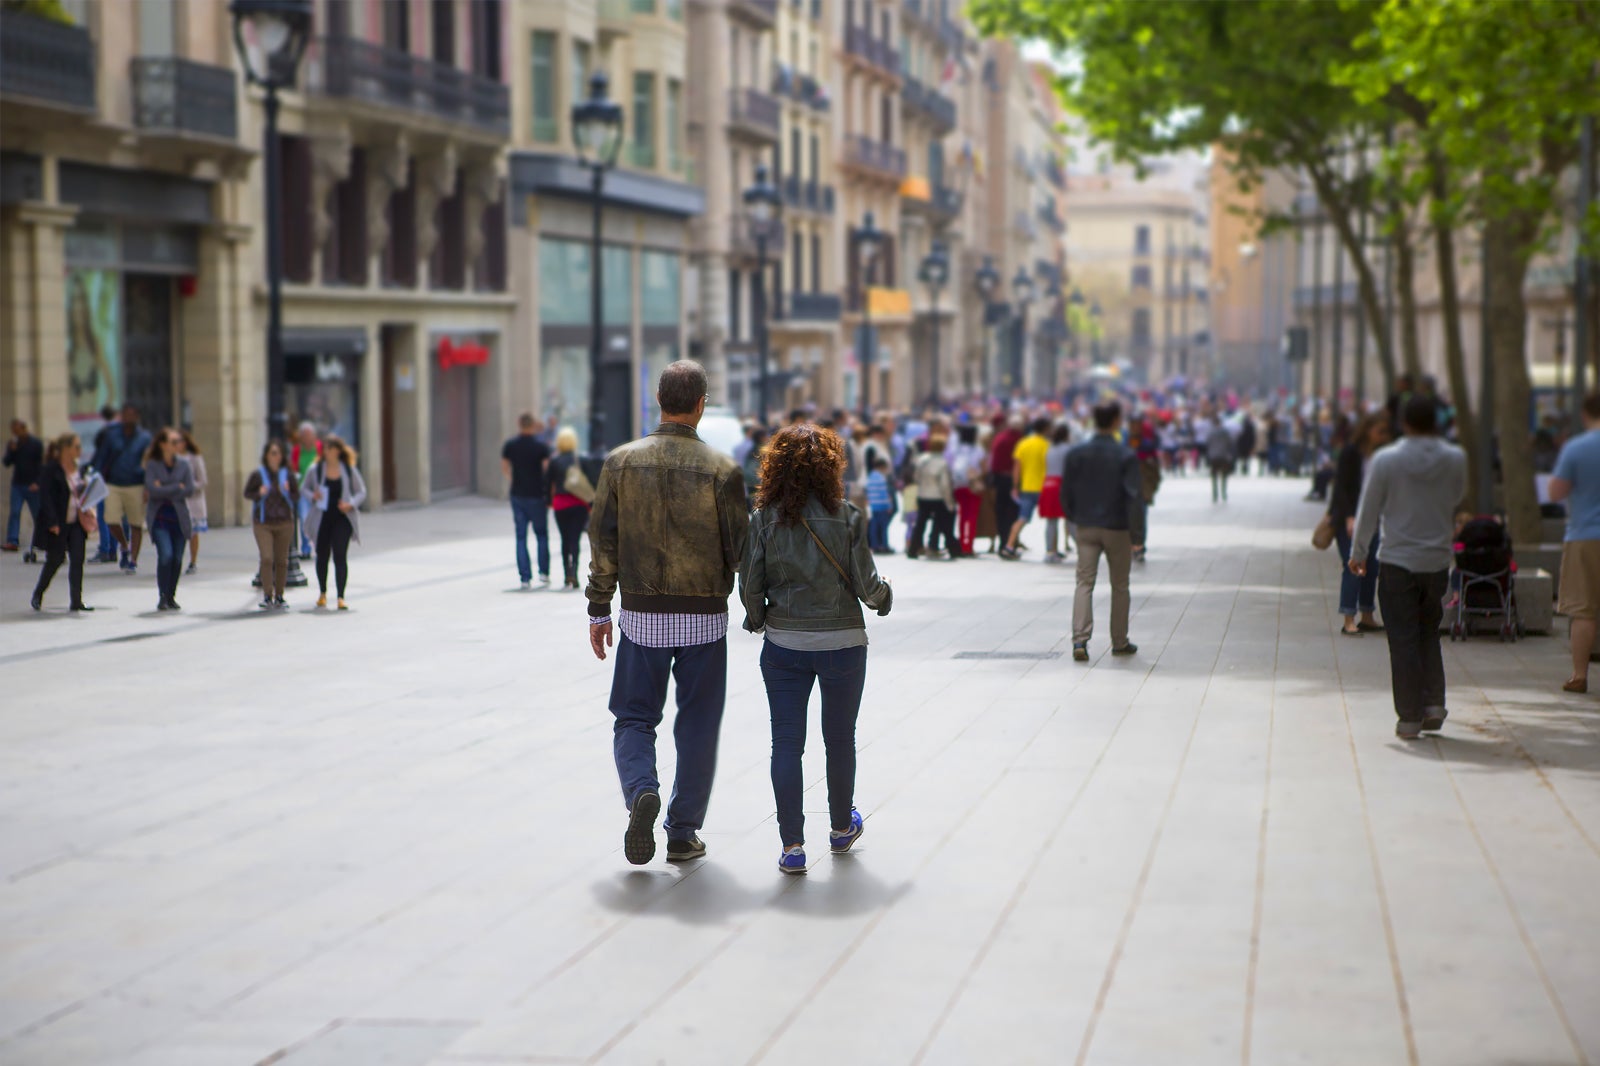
[3,419,44,561]
[502,412,552,589]
[1063,401,1145,662]
[1350,396,1467,739]
[587,360,750,865]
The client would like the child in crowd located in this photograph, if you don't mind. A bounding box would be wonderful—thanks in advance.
[865,456,896,554]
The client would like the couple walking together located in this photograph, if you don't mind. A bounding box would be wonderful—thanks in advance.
[585,361,893,874]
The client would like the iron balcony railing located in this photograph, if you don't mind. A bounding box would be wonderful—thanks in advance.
[317,35,509,135]
[844,133,907,179]
[784,292,843,322]
[729,0,778,24]
[1043,155,1066,190]
[0,8,95,111]
[728,85,781,138]
[931,182,962,216]
[901,76,955,132]
[845,25,899,75]
[1038,200,1066,233]
[130,57,237,140]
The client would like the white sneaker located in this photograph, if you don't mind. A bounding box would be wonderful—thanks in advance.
[520,580,532,590]
[539,575,551,587]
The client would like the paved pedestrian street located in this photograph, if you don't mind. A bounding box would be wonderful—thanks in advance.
[1,475,1596,1066]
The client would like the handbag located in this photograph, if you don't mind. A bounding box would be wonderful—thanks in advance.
[800,516,855,597]
[1312,514,1335,552]
[563,459,596,504]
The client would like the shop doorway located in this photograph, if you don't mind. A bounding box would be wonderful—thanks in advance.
[381,325,402,502]
[430,359,478,496]
[122,274,173,429]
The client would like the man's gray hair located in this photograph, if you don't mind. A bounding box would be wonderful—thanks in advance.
[298,421,318,436]
[657,360,709,417]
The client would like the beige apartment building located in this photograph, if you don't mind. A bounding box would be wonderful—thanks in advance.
[511,0,704,449]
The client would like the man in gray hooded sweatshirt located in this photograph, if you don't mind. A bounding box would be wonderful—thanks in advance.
[1350,395,1468,738]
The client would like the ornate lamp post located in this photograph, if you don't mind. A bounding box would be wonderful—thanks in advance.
[232,0,312,589]
[230,0,312,449]
[974,255,1000,398]
[571,71,624,451]
[742,164,781,426]
[918,241,950,410]
[855,211,884,416]
[1011,267,1035,397]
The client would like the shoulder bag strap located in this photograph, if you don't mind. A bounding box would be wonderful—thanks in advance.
[800,515,853,592]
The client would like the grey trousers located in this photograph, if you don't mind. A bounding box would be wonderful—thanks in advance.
[1073,526,1132,647]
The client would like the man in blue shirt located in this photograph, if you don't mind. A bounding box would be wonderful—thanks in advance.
[1549,392,1600,693]
[96,404,153,573]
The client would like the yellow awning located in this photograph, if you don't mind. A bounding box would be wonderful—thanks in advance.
[868,287,912,316]
[899,175,931,201]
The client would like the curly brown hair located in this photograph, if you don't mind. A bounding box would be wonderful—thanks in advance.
[755,423,846,525]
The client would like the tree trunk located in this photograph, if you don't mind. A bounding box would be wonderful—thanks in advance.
[1309,164,1397,397]
[1485,213,1542,546]
[1433,217,1480,506]
[1394,216,1422,379]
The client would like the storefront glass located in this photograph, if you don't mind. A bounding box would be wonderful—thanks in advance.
[541,345,591,451]
[539,239,590,326]
[603,245,632,325]
[286,353,362,451]
[641,251,679,325]
[66,268,121,444]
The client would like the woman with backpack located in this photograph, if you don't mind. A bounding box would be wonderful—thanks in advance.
[548,426,596,589]
[302,436,367,610]
[740,423,893,875]
[244,440,299,609]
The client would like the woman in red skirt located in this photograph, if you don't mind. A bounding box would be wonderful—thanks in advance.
[1040,422,1072,563]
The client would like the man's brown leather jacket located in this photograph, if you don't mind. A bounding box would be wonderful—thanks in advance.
[585,422,749,617]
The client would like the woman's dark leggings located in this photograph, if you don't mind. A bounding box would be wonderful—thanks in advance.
[35,524,86,606]
[315,512,352,597]
[555,505,589,578]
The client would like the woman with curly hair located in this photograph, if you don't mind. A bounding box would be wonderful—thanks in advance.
[740,423,894,875]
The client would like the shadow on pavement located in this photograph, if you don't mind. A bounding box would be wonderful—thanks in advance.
[591,863,774,926]
[1388,712,1600,778]
[767,856,911,919]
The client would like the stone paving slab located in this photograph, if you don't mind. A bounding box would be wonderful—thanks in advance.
[1,476,1596,1066]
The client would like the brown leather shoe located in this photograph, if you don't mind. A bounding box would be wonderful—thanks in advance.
[1563,677,1588,694]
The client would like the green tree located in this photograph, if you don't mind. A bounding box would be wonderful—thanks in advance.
[1341,0,1600,543]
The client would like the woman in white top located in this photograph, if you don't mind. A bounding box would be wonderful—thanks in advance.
[178,429,207,574]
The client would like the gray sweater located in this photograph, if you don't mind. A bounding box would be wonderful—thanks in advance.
[143,456,195,540]
[1351,435,1467,573]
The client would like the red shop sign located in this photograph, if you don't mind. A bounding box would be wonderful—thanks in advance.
[438,336,490,370]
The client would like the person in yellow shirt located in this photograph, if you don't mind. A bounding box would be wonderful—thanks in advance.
[1001,418,1051,560]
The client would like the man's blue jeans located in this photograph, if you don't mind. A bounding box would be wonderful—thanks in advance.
[510,495,550,581]
[609,632,727,841]
[96,500,114,558]
[760,641,867,847]
[6,483,38,546]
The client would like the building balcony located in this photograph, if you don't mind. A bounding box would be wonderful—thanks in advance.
[901,176,962,223]
[598,0,633,39]
[782,176,836,214]
[130,57,237,141]
[0,8,95,113]
[781,292,843,323]
[900,76,955,133]
[727,86,781,144]
[1014,210,1039,240]
[842,133,906,181]
[844,25,900,78]
[728,0,778,29]
[1043,155,1066,190]
[938,19,965,55]
[1037,201,1066,234]
[316,35,509,136]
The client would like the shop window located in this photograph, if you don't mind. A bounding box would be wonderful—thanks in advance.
[430,167,467,290]
[641,251,679,325]
[383,160,418,288]
[322,147,368,286]
[603,245,632,325]
[539,238,590,325]
[475,185,507,292]
[278,135,314,283]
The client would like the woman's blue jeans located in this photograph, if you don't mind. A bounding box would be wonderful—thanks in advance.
[1335,526,1380,616]
[761,641,867,847]
[149,523,184,603]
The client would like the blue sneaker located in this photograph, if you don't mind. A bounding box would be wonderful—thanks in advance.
[778,845,807,875]
[829,809,865,854]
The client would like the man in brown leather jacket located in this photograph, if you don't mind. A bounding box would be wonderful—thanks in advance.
[586,360,749,865]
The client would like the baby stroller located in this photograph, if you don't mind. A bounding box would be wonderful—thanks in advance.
[1448,516,1524,642]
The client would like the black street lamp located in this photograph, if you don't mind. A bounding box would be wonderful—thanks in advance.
[1011,267,1035,397]
[742,163,780,427]
[572,71,624,451]
[230,0,312,449]
[974,255,1000,397]
[855,211,884,416]
[917,241,949,410]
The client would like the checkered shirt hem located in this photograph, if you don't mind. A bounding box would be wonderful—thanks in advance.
[617,609,729,648]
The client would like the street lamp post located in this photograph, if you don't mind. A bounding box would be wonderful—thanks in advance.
[743,165,780,427]
[974,255,1000,399]
[229,0,312,449]
[855,211,884,417]
[918,241,949,410]
[231,0,311,591]
[571,72,624,452]
[1011,267,1035,398]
